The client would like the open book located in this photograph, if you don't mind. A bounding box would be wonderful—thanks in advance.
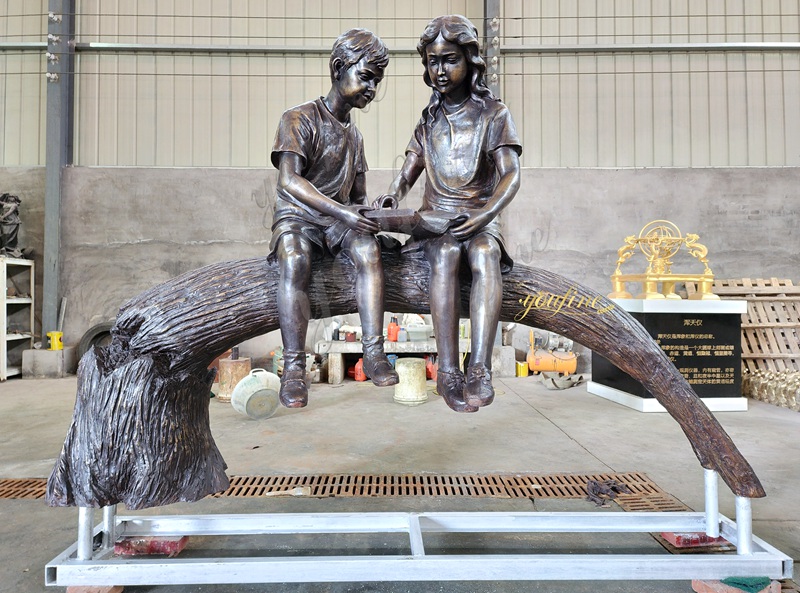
[364,208,466,238]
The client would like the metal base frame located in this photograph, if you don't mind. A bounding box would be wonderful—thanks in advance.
[46,471,793,587]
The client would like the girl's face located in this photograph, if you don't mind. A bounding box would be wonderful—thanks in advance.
[425,33,469,100]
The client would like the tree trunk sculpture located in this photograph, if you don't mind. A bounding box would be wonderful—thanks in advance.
[46,251,764,510]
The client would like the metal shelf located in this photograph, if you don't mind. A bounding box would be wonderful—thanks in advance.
[1,258,35,381]
[6,297,32,305]
[6,333,32,342]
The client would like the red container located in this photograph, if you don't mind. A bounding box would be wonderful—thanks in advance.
[354,358,367,382]
[387,316,400,342]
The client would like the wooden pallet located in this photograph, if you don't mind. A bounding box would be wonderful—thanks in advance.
[686,278,800,373]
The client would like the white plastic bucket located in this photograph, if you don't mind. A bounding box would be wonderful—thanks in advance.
[393,358,428,406]
[230,368,280,419]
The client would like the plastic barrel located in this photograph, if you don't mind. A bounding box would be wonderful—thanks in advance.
[230,369,280,419]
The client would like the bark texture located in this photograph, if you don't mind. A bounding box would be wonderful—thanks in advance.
[46,251,764,509]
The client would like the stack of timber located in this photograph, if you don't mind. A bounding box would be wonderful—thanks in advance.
[686,278,800,410]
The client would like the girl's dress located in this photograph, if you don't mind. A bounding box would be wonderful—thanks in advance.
[403,95,522,272]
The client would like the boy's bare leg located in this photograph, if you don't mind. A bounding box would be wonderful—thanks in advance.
[342,233,398,386]
[464,234,502,407]
[424,235,477,413]
[276,233,313,407]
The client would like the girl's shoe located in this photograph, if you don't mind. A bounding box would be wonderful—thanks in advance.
[464,363,494,407]
[437,368,478,413]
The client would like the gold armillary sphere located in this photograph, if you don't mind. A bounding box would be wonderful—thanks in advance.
[638,220,683,262]
[608,219,718,300]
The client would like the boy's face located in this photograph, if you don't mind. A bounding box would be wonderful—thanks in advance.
[336,57,384,109]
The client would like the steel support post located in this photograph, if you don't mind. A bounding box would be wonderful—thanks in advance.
[735,496,753,555]
[77,507,94,561]
[704,469,719,537]
[102,505,117,549]
[43,0,76,336]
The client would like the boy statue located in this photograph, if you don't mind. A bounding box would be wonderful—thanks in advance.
[269,28,398,408]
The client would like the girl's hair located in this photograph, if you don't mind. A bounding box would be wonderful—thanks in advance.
[416,15,495,123]
[330,28,389,82]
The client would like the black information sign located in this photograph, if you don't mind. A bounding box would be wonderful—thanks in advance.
[592,311,742,398]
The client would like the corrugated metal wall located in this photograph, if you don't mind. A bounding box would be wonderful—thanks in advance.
[501,0,800,167]
[2,1,799,167]
[73,0,483,168]
[0,0,48,166]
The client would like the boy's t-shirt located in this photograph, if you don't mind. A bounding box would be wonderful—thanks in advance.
[406,96,521,214]
[271,97,367,226]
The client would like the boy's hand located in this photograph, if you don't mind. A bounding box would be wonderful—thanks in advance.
[372,194,399,210]
[337,204,381,234]
[450,208,495,240]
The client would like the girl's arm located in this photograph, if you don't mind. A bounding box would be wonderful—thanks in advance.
[373,152,425,209]
[349,171,368,205]
[277,152,379,234]
[451,146,520,240]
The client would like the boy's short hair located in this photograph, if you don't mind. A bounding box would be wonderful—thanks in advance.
[329,28,389,81]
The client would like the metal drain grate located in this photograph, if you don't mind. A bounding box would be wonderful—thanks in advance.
[214,471,682,507]
[216,474,512,498]
[0,478,47,499]
[500,471,663,500]
[0,473,688,513]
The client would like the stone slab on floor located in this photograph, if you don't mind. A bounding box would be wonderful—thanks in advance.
[662,531,730,548]
[21,346,77,378]
[114,535,189,557]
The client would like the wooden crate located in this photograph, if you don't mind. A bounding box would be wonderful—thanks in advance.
[686,278,800,373]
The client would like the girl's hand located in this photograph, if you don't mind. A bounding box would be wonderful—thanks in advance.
[337,204,381,234]
[450,208,495,240]
[372,194,399,209]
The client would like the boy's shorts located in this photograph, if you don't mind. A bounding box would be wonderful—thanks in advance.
[267,213,353,263]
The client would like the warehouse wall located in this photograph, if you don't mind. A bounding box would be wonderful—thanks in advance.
[3,165,796,355]
[5,2,800,168]
[1,165,797,359]
[501,0,800,167]
[2,3,799,359]
[0,0,47,165]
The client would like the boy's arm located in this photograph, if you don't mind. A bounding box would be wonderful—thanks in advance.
[451,146,520,240]
[372,152,425,209]
[277,152,379,234]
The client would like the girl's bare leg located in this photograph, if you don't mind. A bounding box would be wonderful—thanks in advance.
[464,234,502,407]
[424,234,477,413]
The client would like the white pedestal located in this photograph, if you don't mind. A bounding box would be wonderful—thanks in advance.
[587,381,748,412]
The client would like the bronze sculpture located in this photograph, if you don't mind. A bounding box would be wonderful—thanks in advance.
[45,252,765,509]
[380,15,521,412]
[270,28,398,409]
[45,18,765,511]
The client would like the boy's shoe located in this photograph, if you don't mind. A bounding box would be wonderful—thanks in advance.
[362,335,399,387]
[464,363,494,407]
[436,368,478,413]
[279,350,308,408]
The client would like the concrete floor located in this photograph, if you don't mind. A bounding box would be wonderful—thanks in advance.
[0,375,798,593]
